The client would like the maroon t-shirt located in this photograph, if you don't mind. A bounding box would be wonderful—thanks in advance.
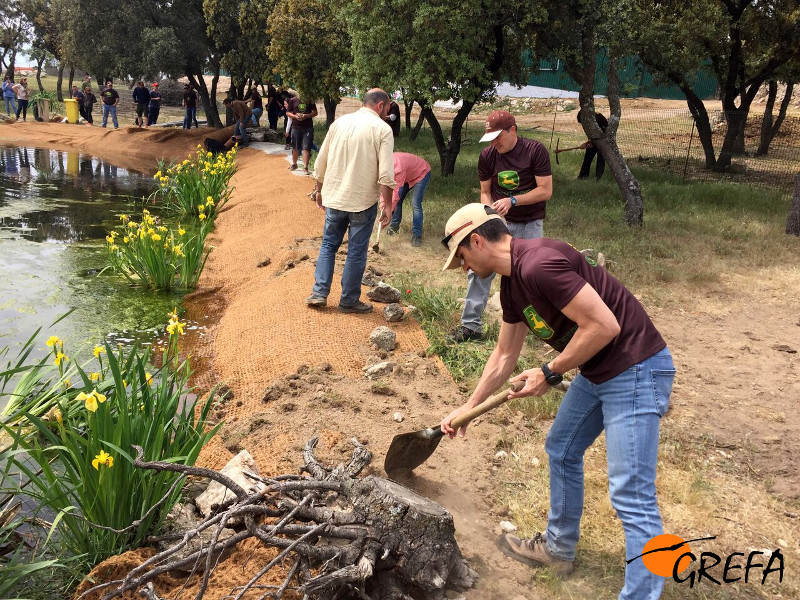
[287,97,317,131]
[500,238,666,383]
[478,136,551,223]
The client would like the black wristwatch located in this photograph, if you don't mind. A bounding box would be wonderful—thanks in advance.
[509,195,517,207]
[541,363,563,386]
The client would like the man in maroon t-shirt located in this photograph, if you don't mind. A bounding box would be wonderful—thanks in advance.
[439,203,675,600]
[448,110,552,344]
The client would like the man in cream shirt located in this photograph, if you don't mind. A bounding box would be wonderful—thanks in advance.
[306,88,395,314]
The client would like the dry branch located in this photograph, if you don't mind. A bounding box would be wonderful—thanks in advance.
[81,436,476,600]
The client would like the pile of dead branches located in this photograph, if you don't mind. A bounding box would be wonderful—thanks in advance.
[78,437,476,600]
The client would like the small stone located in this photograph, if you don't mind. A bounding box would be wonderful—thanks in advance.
[367,282,402,304]
[495,450,508,459]
[383,303,405,322]
[393,412,404,422]
[362,271,380,287]
[531,456,541,467]
[369,326,396,351]
[364,361,396,379]
[777,538,789,548]
[499,520,518,533]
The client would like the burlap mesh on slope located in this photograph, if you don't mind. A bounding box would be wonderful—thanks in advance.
[186,149,432,470]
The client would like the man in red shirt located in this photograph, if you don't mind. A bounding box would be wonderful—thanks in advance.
[439,203,675,600]
[449,110,552,344]
[386,152,431,247]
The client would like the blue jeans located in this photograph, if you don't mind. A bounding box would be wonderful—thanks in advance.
[461,218,542,332]
[390,170,430,238]
[4,96,16,115]
[234,119,249,145]
[545,347,675,600]
[183,106,197,129]
[312,203,378,306]
[251,107,263,126]
[101,104,118,128]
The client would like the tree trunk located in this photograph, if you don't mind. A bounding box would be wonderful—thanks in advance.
[756,81,793,156]
[4,48,16,81]
[208,65,222,128]
[680,83,717,169]
[787,172,800,236]
[404,98,413,132]
[409,100,426,141]
[188,70,222,128]
[423,99,476,176]
[715,80,762,172]
[67,66,75,96]
[56,65,64,102]
[572,42,643,226]
[323,96,338,130]
[35,57,45,92]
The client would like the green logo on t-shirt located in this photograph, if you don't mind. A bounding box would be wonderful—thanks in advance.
[299,103,307,112]
[497,170,520,190]
[523,306,554,340]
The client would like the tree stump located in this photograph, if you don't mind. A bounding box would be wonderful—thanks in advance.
[79,437,476,600]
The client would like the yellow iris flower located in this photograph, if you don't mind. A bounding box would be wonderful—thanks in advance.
[90,372,101,382]
[198,213,206,220]
[79,391,97,412]
[93,345,105,358]
[92,450,114,470]
[178,226,186,236]
[46,336,62,348]
[54,352,68,366]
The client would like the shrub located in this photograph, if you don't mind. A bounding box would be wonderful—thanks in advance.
[0,312,221,570]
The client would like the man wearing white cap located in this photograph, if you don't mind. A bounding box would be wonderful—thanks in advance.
[438,203,675,600]
[448,110,552,343]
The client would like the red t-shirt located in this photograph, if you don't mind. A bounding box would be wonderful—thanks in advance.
[287,97,317,131]
[500,238,666,383]
[478,136,551,223]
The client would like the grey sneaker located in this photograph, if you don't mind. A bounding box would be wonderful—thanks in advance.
[385,225,399,235]
[305,295,327,308]
[497,533,574,576]
[411,236,422,247]
[338,301,373,314]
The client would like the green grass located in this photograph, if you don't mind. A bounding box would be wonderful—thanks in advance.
[379,127,798,385]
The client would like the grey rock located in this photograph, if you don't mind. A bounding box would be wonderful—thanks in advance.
[364,361,397,379]
[362,270,380,288]
[369,326,396,351]
[195,450,264,517]
[366,282,401,304]
[249,130,266,142]
[383,303,405,322]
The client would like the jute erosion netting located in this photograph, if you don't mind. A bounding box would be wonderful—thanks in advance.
[186,149,432,471]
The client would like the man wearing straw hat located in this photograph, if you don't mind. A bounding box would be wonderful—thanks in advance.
[438,203,675,600]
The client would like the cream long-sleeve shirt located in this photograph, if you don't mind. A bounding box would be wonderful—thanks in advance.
[313,107,396,212]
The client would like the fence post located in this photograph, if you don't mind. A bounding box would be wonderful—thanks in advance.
[683,118,695,183]
[786,172,800,236]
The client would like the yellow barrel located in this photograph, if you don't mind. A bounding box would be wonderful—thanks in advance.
[64,99,79,124]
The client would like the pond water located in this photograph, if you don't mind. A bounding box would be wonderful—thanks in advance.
[0,146,182,370]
